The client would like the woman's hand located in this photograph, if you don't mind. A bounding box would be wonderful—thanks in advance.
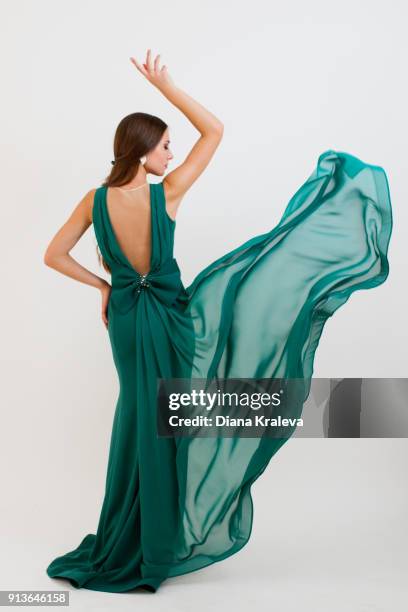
[130,49,175,90]
[100,281,112,330]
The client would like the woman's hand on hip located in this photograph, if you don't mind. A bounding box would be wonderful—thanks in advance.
[100,281,112,330]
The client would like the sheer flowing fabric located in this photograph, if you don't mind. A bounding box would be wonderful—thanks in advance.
[46,150,392,592]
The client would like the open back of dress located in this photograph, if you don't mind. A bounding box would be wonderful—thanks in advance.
[105,183,152,276]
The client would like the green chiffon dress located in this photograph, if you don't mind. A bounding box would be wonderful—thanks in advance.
[46,150,393,592]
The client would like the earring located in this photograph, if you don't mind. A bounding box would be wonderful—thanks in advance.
[140,155,147,165]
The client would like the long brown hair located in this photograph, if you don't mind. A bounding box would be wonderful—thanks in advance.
[96,112,168,274]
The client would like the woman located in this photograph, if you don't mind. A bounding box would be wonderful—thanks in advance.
[44,49,393,593]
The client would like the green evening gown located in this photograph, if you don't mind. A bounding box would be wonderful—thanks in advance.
[46,150,393,592]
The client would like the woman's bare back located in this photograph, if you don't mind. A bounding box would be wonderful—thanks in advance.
[105,183,152,276]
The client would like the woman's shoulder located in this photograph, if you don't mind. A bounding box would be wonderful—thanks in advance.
[82,187,100,224]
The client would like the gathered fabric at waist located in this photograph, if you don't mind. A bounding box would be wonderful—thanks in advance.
[110,257,185,314]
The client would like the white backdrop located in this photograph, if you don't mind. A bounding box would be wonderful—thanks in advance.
[1,0,407,609]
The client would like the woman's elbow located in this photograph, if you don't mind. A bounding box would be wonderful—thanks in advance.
[214,121,224,135]
[43,248,57,267]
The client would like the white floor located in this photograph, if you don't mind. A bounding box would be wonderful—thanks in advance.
[3,439,407,612]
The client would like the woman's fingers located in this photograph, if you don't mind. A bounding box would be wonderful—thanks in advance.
[100,282,111,330]
[130,49,173,89]
[130,52,157,77]
[130,56,148,77]
[102,310,108,329]
[146,48,154,72]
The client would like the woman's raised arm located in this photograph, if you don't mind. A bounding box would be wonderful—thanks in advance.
[131,49,224,212]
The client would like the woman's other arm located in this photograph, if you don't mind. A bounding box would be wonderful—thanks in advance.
[43,189,111,328]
